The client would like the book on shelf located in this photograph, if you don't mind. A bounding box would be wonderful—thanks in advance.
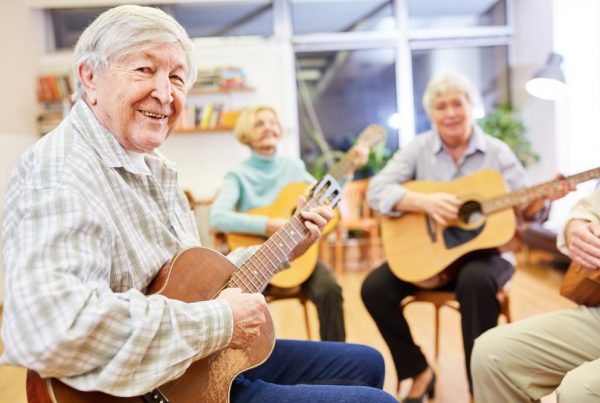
[191,66,248,92]
[37,74,72,103]
[176,103,233,132]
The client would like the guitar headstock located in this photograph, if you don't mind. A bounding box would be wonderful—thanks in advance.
[356,124,386,150]
[308,174,342,210]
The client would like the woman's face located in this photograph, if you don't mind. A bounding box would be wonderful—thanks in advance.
[248,109,282,156]
[430,88,473,147]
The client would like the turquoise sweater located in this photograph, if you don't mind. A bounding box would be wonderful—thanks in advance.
[210,153,315,236]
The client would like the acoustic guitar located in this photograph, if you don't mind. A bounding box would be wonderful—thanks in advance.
[381,167,600,288]
[26,175,343,403]
[560,262,600,306]
[226,124,385,288]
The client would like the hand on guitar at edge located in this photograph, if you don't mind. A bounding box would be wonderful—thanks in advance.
[566,219,600,271]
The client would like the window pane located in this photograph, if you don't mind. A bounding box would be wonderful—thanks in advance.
[296,48,398,175]
[291,0,394,35]
[50,7,109,50]
[408,0,507,29]
[411,45,510,134]
[49,2,273,50]
[171,2,273,38]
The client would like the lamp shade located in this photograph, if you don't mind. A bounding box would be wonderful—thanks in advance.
[525,53,567,100]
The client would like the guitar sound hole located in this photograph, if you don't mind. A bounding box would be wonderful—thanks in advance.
[458,200,483,226]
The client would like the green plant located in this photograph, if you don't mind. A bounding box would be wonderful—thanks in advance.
[477,104,540,167]
[306,132,394,180]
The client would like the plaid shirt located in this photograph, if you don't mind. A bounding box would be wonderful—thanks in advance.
[1,100,243,396]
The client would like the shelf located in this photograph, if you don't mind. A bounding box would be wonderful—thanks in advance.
[188,86,255,95]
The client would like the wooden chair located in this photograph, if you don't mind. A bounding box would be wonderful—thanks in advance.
[400,284,512,361]
[264,285,313,340]
[333,179,380,272]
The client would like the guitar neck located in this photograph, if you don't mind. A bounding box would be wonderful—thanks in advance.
[483,167,600,214]
[228,203,313,292]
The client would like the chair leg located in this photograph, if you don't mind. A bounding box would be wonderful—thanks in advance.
[434,306,440,360]
[334,233,344,273]
[302,299,312,340]
[502,295,512,323]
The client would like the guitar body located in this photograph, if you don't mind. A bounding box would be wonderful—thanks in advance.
[226,182,339,288]
[560,262,600,306]
[381,170,516,286]
[27,247,275,403]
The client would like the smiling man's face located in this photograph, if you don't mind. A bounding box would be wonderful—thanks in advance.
[85,42,188,152]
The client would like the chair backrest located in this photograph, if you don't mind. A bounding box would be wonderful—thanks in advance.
[338,179,371,222]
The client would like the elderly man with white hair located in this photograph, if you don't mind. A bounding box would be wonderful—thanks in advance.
[1,5,395,402]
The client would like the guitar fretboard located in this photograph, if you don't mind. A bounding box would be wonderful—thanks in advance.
[482,167,600,214]
[229,200,316,293]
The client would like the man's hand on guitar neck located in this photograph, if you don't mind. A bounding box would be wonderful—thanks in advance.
[288,197,334,261]
[565,219,600,270]
[218,288,268,349]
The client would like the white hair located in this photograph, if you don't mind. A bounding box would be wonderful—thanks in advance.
[72,5,196,101]
[422,72,480,118]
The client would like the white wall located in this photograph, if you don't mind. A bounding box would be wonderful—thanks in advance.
[512,0,558,185]
[0,3,42,303]
[513,0,600,230]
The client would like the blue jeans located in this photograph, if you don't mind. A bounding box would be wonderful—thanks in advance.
[230,339,396,402]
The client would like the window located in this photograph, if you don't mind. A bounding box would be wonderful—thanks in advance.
[296,48,398,167]
[408,0,507,29]
[291,0,394,35]
[49,2,273,50]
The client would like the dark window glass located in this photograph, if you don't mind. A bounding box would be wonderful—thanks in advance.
[49,2,273,50]
[411,45,510,134]
[170,2,273,38]
[291,0,394,35]
[296,48,398,175]
[408,0,507,29]
[50,7,109,50]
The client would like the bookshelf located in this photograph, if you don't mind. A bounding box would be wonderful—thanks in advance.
[174,67,255,135]
[36,74,73,135]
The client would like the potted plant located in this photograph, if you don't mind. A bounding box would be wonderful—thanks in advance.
[477,104,540,167]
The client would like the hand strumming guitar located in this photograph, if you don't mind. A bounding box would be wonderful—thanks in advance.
[565,219,600,270]
[394,189,461,226]
[217,288,268,349]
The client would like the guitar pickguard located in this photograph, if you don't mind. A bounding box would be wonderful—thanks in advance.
[443,223,485,249]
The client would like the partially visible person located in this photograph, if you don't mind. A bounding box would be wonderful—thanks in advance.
[360,72,575,402]
[0,6,396,402]
[210,104,368,342]
[472,188,600,402]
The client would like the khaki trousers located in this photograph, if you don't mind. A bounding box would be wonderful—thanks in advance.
[472,306,600,402]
